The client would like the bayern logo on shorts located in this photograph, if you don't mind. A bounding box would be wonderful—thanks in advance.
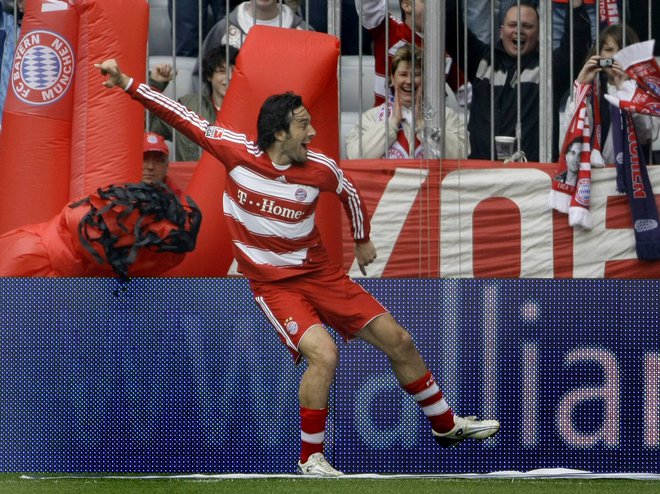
[11,30,75,106]
[285,320,299,335]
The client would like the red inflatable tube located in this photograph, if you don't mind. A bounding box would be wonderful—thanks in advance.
[167,26,342,276]
[0,0,79,234]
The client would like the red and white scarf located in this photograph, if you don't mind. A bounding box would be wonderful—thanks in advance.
[548,82,594,229]
[599,0,620,26]
[377,98,423,159]
[604,40,660,117]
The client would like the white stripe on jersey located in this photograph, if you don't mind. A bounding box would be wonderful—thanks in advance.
[255,296,297,351]
[229,166,318,204]
[234,240,309,267]
[217,128,263,157]
[223,193,316,240]
[342,177,364,239]
[307,150,343,192]
[306,150,366,240]
[137,83,209,132]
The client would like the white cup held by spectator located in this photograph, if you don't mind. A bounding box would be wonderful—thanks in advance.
[495,136,516,160]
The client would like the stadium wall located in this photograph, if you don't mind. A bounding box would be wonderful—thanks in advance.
[0,278,658,473]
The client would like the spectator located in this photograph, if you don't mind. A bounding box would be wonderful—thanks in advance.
[142,131,184,197]
[0,131,199,279]
[192,0,312,86]
[552,0,597,50]
[346,44,467,159]
[305,0,373,55]
[446,0,591,162]
[356,0,463,107]
[167,0,228,57]
[466,0,497,44]
[0,0,23,129]
[562,24,659,165]
[149,44,239,162]
[98,57,501,477]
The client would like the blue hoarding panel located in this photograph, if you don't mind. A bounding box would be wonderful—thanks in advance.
[0,279,658,473]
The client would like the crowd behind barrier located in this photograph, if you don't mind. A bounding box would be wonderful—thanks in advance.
[1,1,658,158]
[136,0,660,163]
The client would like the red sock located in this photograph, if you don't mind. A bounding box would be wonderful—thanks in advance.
[403,371,455,433]
[300,407,327,462]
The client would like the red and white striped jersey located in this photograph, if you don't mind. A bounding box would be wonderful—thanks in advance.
[126,81,370,282]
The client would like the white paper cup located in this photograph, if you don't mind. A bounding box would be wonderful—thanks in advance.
[495,136,516,160]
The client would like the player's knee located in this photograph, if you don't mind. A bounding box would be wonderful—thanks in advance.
[307,341,339,373]
[388,327,417,361]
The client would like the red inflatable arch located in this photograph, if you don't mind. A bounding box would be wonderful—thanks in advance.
[69,0,148,198]
[166,26,342,276]
[0,0,79,233]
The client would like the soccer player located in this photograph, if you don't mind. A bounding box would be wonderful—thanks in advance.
[96,58,500,477]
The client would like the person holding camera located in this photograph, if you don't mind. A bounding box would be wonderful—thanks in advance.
[563,24,659,165]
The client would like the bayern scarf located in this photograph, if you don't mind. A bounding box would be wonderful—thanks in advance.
[548,82,600,229]
[605,39,660,260]
[604,40,660,118]
[610,106,660,260]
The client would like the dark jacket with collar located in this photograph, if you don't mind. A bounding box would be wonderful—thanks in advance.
[447,2,591,161]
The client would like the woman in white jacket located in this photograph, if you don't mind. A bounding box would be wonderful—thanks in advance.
[345,44,468,160]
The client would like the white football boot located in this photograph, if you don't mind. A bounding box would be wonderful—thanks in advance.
[433,415,500,447]
[297,453,343,477]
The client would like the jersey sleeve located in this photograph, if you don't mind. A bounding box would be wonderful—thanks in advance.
[337,168,371,244]
[125,80,233,163]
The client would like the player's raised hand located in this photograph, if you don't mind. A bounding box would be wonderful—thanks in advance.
[94,59,130,90]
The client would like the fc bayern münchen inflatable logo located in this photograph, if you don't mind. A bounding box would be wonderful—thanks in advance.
[11,29,75,106]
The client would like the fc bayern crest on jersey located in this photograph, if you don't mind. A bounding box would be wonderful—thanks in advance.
[294,188,307,202]
[11,30,75,106]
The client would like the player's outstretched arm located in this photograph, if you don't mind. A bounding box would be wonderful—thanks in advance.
[95,59,131,90]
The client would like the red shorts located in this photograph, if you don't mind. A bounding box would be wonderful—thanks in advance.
[249,266,388,363]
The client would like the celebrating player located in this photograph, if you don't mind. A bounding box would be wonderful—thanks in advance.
[96,58,500,477]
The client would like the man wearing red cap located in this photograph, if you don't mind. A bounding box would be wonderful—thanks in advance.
[142,131,182,197]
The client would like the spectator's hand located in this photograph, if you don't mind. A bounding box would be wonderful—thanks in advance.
[95,59,130,89]
[150,63,175,84]
[610,61,629,89]
[391,86,403,125]
[576,55,601,84]
[355,240,377,276]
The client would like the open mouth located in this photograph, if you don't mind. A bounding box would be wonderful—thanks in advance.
[513,38,526,50]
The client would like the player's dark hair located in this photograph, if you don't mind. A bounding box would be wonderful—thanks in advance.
[202,44,239,93]
[257,92,303,151]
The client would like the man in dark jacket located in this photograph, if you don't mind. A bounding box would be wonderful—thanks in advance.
[446,0,591,162]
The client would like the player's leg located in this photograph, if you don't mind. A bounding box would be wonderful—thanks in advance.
[358,314,500,447]
[295,325,343,476]
[252,283,342,477]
